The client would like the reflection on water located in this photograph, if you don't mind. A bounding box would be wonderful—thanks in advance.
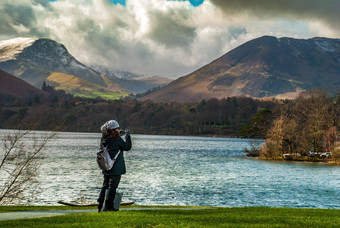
[0,130,339,208]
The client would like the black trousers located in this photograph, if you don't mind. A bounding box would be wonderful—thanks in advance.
[98,175,121,211]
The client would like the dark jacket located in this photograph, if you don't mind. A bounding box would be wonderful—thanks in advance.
[100,134,132,175]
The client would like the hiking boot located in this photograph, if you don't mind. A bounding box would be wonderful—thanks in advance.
[98,203,103,212]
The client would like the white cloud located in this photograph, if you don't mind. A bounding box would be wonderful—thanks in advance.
[0,0,338,78]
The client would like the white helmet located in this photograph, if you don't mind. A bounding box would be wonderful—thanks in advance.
[100,120,120,132]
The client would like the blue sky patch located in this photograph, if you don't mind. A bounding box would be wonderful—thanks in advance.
[108,0,126,6]
[167,0,204,7]
[188,0,204,7]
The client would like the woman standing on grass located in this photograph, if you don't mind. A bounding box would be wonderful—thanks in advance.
[97,120,132,212]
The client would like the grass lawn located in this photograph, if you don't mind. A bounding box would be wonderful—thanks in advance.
[1,206,340,227]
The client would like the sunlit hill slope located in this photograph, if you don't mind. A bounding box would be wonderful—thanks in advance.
[0,37,128,100]
[46,72,128,100]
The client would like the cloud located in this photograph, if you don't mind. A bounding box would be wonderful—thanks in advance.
[147,10,197,49]
[0,1,36,36]
[0,0,339,78]
[209,0,340,31]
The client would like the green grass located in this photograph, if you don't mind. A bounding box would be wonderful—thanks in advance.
[1,206,340,227]
[0,205,201,213]
[73,90,128,100]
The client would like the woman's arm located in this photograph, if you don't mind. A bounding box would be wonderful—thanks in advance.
[118,134,132,151]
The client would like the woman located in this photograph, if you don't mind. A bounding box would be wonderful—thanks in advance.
[97,120,132,212]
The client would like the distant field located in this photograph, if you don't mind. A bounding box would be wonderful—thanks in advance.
[72,90,128,100]
[1,206,339,227]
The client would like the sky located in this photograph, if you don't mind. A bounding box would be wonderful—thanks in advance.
[0,0,339,78]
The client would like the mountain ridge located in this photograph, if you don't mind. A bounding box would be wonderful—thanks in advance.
[141,36,340,102]
[0,37,109,88]
[0,37,171,97]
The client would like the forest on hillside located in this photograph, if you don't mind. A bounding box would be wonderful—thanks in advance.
[0,87,277,137]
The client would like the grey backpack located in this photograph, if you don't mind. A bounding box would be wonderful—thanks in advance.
[96,147,120,171]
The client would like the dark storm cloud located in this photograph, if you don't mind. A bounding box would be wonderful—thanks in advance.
[0,4,36,33]
[148,10,197,49]
[210,0,340,30]
[0,1,51,38]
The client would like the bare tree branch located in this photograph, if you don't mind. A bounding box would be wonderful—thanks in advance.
[0,130,57,205]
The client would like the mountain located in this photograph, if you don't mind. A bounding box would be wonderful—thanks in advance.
[116,76,172,94]
[91,67,172,94]
[141,36,340,102]
[90,67,145,80]
[0,37,128,99]
[0,69,46,100]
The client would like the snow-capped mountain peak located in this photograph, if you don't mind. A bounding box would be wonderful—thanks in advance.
[0,37,38,62]
[0,37,106,87]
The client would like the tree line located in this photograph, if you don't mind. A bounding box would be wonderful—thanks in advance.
[0,86,276,137]
[2,87,340,162]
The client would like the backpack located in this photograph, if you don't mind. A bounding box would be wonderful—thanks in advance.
[96,147,120,171]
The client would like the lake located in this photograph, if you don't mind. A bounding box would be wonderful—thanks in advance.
[1,130,339,208]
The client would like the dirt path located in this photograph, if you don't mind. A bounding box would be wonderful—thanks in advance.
[0,207,213,221]
[0,209,97,221]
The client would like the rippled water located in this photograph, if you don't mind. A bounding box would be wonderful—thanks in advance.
[1,130,339,208]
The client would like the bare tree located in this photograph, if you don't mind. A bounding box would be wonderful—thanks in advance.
[260,89,339,160]
[260,115,286,159]
[0,130,57,205]
[293,90,334,154]
[243,140,262,157]
[323,126,337,151]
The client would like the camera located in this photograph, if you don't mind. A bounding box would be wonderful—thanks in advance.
[119,129,126,136]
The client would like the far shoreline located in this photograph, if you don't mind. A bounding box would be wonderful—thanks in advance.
[246,154,340,165]
[0,128,252,139]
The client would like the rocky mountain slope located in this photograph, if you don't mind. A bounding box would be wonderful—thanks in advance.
[0,37,109,88]
[0,37,171,97]
[141,36,340,102]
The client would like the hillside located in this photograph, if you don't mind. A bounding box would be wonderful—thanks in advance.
[91,67,173,94]
[141,36,340,102]
[46,72,128,100]
[0,69,46,100]
[0,37,129,99]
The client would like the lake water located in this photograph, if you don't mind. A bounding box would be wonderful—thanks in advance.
[1,130,339,208]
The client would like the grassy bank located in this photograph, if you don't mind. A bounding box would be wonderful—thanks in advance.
[1,206,340,227]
